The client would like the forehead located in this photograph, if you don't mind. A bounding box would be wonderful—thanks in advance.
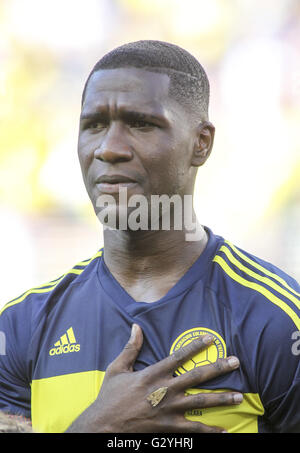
[82,67,172,112]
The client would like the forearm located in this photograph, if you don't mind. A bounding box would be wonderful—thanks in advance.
[65,402,111,433]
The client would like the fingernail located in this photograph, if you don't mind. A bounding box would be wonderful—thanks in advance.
[203,334,214,344]
[130,324,138,340]
[233,393,243,404]
[227,356,240,368]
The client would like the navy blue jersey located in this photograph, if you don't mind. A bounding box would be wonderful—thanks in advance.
[0,227,299,433]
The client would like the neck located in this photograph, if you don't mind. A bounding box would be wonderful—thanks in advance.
[102,219,208,282]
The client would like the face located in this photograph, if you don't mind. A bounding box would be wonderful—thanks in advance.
[78,67,205,222]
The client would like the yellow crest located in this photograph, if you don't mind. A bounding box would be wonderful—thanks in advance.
[170,327,227,375]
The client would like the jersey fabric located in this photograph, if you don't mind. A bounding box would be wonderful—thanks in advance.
[0,227,300,433]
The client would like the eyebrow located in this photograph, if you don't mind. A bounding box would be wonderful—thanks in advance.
[80,112,107,122]
[80,109,169,125]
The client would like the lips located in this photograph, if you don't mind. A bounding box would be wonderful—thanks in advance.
[96,174,137,184]
[95,174,138,194]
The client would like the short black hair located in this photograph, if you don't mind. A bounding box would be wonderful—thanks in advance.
[81,40,210,121]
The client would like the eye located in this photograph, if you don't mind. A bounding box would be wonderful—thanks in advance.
[87,121,107,131]
[129,119,156,130]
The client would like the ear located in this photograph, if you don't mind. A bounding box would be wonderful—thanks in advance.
[191,121,215,167]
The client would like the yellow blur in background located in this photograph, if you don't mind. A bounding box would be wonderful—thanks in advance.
[1,0,300,306]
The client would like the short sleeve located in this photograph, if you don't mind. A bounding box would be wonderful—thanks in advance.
[0,304,31,418]
[264,376,300,432]
[255,310,300,432]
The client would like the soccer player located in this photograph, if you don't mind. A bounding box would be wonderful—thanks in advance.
[0,40,299,433]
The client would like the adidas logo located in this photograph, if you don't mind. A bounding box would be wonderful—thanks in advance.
[49,327,80,356]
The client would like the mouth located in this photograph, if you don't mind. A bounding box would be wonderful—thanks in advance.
[95,174,138,194]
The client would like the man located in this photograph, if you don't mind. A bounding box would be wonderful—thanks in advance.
[0,40,299,433]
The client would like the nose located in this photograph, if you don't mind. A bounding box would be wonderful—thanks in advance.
[94,122,133,163]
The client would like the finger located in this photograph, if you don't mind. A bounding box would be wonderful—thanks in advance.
[149,335,215,377]
[171,356,240,391]
[175,391,243,412]
[107,324,143,374]
[170,419,227,434]
[185,421,227,433]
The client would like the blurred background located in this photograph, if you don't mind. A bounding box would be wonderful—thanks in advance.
[1,0,300,307]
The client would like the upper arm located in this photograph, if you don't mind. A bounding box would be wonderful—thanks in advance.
[0,306,31,418]
[264,377,300,432]
[255,314,300,432]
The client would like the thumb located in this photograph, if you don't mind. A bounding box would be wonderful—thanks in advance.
[110,324,143,373]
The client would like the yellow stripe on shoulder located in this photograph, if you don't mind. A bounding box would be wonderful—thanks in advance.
[0,250,103,316]
[219,245,300,312]
[225,240,300,298]
[213,255,300,330]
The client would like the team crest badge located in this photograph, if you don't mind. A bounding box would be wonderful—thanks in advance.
[170,327,227,375]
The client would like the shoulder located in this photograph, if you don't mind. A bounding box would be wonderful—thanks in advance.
[210,238,300,403]
[215,239,300,292]
[0,249,103,326]
[210,238,300,331]
[0,249,103,413]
